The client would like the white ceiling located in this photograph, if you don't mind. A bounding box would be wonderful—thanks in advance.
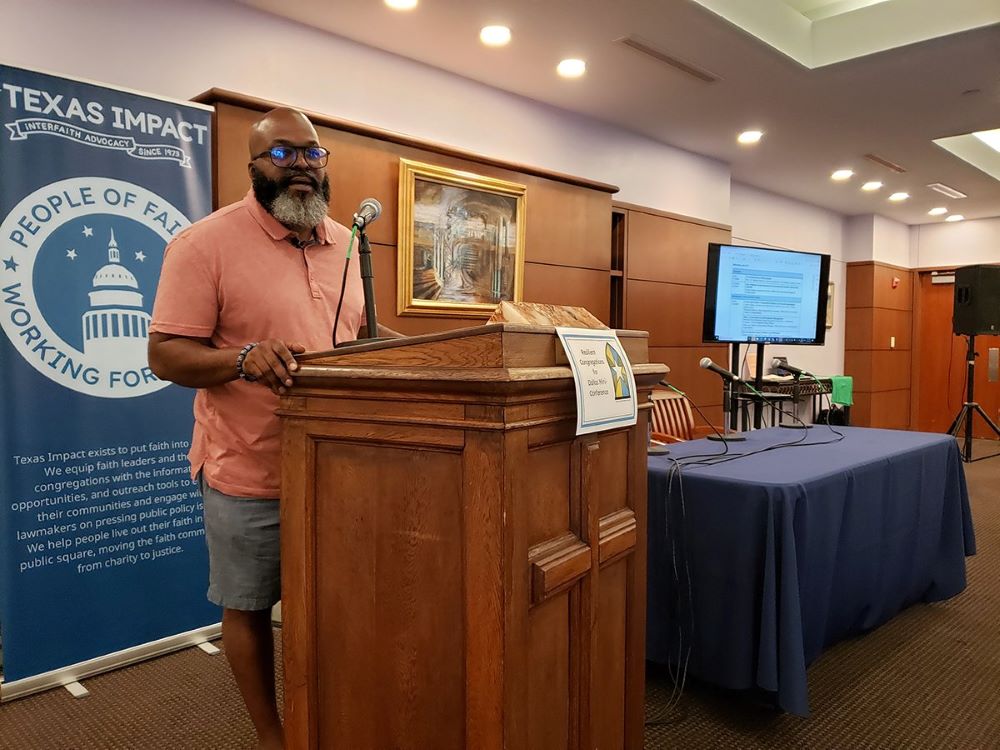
[781,0,892,20]
[236,0,1000,226]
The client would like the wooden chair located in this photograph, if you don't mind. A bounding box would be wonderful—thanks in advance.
[649,389,718,442]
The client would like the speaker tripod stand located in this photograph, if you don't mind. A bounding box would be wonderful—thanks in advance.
[947,334,1000,463]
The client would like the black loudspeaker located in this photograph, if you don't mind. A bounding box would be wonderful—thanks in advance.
[953,265,1000,335]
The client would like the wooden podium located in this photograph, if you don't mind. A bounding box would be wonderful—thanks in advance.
[278,323,667,750]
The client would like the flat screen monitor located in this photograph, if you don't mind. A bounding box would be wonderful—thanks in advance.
[702,243,831,345]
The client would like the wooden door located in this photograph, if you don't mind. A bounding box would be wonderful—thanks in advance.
[914,272,1000,437]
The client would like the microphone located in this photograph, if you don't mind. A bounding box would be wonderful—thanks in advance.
[772,358,811,378]
[699,357,742,384]
[352,198,382,231]
[696,361,749,442]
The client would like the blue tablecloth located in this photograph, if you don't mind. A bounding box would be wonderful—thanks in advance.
[646,426,975,716]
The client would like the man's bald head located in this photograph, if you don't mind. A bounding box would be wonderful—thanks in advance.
[248,107,318,158]
[247,107,330,232]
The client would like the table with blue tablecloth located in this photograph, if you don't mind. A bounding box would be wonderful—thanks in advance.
[646,426,975,716]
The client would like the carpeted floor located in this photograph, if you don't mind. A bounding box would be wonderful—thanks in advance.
[1,440,997,750]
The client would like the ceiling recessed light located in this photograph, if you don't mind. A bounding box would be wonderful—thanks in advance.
[557,58,586,78]
[888,192,909,202]
[861,181,883,192]
[737,130,763,145]
[946,214,965,222]
[384,0,417,9]
[928,207,948,216]
[480,25,511,47]
[831,169,854,181]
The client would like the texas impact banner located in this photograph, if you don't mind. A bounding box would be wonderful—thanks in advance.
[0,65,218,687]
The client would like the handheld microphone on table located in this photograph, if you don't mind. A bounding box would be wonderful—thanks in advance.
[333,198,393,348]
[699,357,743,384]
[770,359,814,430]
[698,358,747,442]
[771,358,813,379]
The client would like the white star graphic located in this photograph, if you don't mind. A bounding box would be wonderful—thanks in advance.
[612,362,625,384]
[66,249,78,260]
[82,226,93,238]
[135,251,146,262]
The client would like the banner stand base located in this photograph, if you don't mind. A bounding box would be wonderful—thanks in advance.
[63,681,90,699]
[0,623,221,702]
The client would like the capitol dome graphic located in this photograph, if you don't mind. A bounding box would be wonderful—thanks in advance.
[82,230,150,368]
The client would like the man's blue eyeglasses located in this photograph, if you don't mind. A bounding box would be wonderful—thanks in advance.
[253,145,330,168]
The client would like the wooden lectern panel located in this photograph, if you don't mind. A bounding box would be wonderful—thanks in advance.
[314,441,465,749]
[279,324,664,749]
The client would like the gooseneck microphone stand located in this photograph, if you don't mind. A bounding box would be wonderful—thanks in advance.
[947,334,1000,462]
[778,373,811,429]
[358,229,379,340]
[706,377,747,442]
[336,226,393,348]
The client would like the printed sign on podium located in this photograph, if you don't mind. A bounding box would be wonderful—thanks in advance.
[557,327,638,435]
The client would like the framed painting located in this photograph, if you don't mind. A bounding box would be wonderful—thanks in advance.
[397,159,526,317]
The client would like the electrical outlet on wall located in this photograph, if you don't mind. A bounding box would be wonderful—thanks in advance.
[890,336,895,349]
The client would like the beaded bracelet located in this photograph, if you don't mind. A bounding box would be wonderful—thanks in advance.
[236,342,259,382]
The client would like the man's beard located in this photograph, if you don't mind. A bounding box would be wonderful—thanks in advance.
[251,166,331,231]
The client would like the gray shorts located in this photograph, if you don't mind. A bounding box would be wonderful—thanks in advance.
[199,474,281,611]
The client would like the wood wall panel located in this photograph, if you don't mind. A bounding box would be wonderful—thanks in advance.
[525,181,611,270]
[626,212,728,285]
[844,308,874,351]
[845,263,913,310]
[698,404,724,428]
[648,346,728,406]
[212,98,615,340]
[845,308,913,351]
[845,351,911,392]
[869,389,911,430]
[846,264,874,309]
[214,103,254,205]
[843,350,872,393]
[845,261,914,429]
[871,351,912,392]
[872,265,914,311]
[851,392,871,427]
[617,205,732,417]
[523,264,612,324]
[626,281,707,347]
[872,309,913,351]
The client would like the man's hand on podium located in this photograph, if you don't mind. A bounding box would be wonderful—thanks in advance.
[240,339,306,395]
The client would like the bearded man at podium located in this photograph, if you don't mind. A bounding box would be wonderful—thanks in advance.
[148,106,364,750]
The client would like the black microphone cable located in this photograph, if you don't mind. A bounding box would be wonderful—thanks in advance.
[331,225,358,348]
[804,373,847,441]
[656,381,730,459]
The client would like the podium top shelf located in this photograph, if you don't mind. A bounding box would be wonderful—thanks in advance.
[291,324,667,386]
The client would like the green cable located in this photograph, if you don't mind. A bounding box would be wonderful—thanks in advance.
[660,381,687,398]
[346,225,358,260]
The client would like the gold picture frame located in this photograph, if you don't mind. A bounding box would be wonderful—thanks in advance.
[397,158,526,317]
[826,281,835,328]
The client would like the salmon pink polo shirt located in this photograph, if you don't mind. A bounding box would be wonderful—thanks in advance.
[150,190,364,498]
